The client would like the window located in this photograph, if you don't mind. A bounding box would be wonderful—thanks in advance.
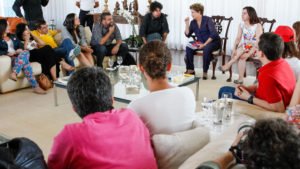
[1,0,17,17]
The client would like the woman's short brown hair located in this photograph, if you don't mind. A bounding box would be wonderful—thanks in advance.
[139,41,172,79]
[190,3,204,15]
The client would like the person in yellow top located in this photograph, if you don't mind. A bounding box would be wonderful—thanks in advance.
[31,20,81,74]
[32,28,59,48]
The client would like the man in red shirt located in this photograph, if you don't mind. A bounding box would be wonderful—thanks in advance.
[48,67,157,169]
[234,33,296,112]
[219,32,296,113]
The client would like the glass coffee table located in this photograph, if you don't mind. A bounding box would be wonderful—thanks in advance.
[53,67,200,106]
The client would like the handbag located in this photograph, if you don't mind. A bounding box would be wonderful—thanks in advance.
[37,73,53,90]
[0,137,48,169]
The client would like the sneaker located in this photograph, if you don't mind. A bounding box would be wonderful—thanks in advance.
[233,79,243,85]
[69,45,81,60]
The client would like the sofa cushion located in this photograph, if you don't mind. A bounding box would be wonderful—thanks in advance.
[0,17,25,34]
[152,127,210,169]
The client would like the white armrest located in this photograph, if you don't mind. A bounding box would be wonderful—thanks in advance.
[0,55,12,83]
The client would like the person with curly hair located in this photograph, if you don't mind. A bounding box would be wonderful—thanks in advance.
[139,1,169,44]
[128,41,196,135]
[197,118,300,169]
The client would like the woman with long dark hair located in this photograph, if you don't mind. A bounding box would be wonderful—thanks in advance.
[16,23,58,81]
[219,6,263,84]
[62,13,94,66]
[293,21,300,50]
[0,19,46,94]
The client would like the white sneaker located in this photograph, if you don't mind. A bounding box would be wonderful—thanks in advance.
[69,45,81,60]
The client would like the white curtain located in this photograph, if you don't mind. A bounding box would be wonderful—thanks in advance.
[2,0,300,52]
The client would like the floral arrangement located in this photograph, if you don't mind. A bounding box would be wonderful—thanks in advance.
[118,9,137,35]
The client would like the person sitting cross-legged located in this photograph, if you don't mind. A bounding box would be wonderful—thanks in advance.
[32,20,78,75]
[219,33,296,113]
[91,12,129,67]
[48,67,157,169]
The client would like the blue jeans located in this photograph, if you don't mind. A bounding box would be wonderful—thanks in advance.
[54,39,75,67]
[54,39,76,75]
[218,86,243,100]
[146,33,162,42]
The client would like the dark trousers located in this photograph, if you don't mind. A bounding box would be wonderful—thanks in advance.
[29,45,56,79]
[27,20,39,30]
[92,43,129,67]
[185,39,221,72]
[79,10,93,31]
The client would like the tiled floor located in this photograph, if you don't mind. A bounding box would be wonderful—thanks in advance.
[0,49,257,158]
[132,50,257,77]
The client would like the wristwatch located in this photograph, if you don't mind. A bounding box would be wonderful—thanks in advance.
[247,95,254,104]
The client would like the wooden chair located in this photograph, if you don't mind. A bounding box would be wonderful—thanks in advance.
[192,16,233,79]
[227,17,276,81]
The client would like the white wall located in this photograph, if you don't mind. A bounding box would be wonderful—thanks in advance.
[2,0,300,51]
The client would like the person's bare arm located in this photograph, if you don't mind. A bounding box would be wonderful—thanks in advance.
[235,87,286,112]
[142,37,147,44]
[289,76,300,107]
[233,24,243,53]
[31,33,46,47]
[162,32,168,42]
[184,17,190,36]
[199,38,213,49]
[111,40,122,55]
[99,25,115,45]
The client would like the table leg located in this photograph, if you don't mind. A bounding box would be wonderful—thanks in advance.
[195,79,200,101]
[54,85,58,106]
[135,52,138,63]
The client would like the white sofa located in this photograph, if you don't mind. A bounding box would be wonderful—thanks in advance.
[179,100,286,169]
[0,27,92,93]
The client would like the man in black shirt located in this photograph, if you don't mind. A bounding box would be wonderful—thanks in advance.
[13,0,49,30]
[139,1,169,44]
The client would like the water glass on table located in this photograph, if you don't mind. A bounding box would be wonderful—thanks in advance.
[108,58,114,70]
[117,56,123,67]
[212,101,226,125]
[221,92,233,120]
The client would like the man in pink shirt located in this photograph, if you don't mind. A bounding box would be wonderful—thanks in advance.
[48,67,157,169]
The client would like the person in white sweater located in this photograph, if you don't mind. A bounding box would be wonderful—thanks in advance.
[128,41,196,135]
[274,26,300,81]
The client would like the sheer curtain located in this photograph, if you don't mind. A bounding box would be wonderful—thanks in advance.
[2,0,300,51]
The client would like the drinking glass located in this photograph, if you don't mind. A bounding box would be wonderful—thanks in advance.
[222,92,233,120]
[117,56,123,67]
[212,101,225,125]
[108,58,114,70]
